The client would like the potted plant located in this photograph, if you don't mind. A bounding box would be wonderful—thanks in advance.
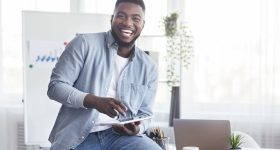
[228,133,244,149]
[163,12,194,87]
[162,12,194,126]
[146,127,169,150]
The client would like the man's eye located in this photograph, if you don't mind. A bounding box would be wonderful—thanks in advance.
[133,17,141,23]
[117,14,125,19]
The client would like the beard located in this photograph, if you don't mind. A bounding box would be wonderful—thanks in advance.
[111,28,140,48]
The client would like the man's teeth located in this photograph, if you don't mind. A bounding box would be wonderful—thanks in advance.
[121,29,133,35]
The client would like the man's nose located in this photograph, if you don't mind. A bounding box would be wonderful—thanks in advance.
[122,17,133,26]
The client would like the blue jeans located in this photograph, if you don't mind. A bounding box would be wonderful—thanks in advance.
[74,128,163,150]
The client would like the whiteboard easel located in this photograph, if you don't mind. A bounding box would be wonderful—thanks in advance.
[22,11,110,147]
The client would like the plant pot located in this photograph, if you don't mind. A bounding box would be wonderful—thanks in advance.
[153,137,169,150]
[164,13,178,37]
[169,86,180,126]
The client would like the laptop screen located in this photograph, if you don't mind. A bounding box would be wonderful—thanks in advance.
[173,119,231,150]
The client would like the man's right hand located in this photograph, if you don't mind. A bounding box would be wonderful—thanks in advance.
[83,94,127,118]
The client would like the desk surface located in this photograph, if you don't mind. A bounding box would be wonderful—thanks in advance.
[168,145,280,150]
[243,148,280,150]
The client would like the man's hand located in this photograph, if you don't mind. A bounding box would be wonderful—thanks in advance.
[83,94,127,118]
[112,121,140,135]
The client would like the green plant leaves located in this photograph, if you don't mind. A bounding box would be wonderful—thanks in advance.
[163,12,194,87]
[229,134,244,149]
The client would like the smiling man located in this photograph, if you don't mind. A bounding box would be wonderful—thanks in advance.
[47,0,161,149]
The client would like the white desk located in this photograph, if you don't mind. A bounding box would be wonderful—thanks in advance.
[243,148,280,150]
[168,146,279,150]
[168,144,176,150]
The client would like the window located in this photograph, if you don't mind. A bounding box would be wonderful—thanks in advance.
[0,0,69,98]
[182,0,280,116]
[183,0,280,148]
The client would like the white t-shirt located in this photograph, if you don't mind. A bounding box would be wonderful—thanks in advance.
[90,54,129,132]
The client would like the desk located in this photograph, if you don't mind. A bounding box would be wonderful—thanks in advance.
[168,144,176,150]
[242,148,280,150]
[168,146,280,150]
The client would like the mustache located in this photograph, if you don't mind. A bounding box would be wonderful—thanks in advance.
[111,29,140,48]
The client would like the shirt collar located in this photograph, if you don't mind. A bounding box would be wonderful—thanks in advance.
[105,30,118,49]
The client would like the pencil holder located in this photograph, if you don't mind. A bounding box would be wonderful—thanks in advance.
[153,137,169,150]
[146,127,169,150]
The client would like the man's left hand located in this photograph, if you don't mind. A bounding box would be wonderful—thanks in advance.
[112,121,140,135]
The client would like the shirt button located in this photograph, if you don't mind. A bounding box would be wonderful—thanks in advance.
[80,136,85,140]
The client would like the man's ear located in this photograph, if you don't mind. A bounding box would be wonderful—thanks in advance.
[142,20,145,28]
[110,15,114,24]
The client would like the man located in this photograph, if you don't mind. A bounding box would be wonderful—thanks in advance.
[47,0,162,149]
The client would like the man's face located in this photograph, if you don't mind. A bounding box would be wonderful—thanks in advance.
[111,2,145,47]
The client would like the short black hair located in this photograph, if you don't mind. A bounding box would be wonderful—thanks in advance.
[115,0,146,12]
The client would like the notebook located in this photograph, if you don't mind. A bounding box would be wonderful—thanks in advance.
[173,119,231,150]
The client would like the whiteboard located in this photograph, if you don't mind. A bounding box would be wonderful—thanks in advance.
[22,11,111,146]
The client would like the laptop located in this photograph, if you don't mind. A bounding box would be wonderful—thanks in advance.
[173,119,231,150]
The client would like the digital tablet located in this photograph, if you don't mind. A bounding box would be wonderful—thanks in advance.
[97,115,153,125]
